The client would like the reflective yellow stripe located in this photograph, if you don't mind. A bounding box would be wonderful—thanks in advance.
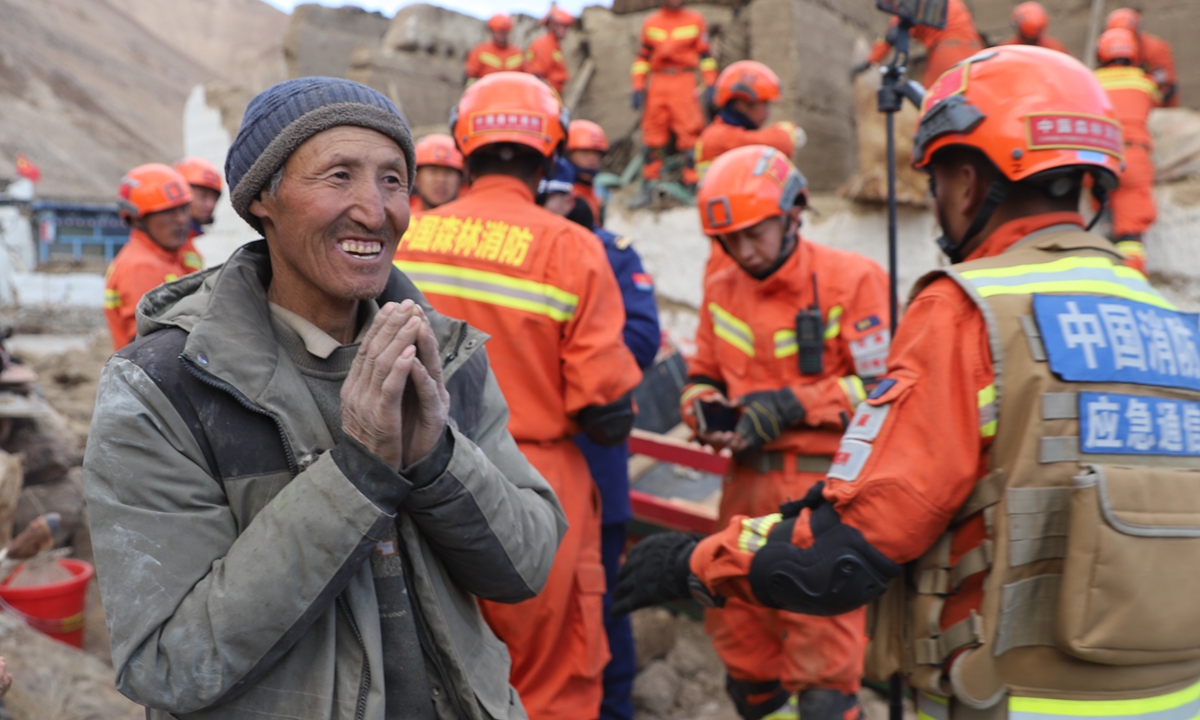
[164,273,178,282]
[699,57,718,71]
[505,54,523,69]
[645,27,668,42]
[681,383,719,405]
[479,52,502,68]
[737,513,782,554]
[774,329,797,358]
[1009,678,1200,720]
[671,24,699,39]
[978,383,997,438]
[917,693,949,720]
[709,302,755,357]
[825,305,843,340]
[631,60,651,74]
[960,256,1176,310]
[840,376,866,407]
[104,289,121,309]
[394,260,579,322]
[1115,239,1146,258]
[1095,67,1161,99]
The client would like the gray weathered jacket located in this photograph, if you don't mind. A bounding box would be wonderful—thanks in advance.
[83,242,566,720]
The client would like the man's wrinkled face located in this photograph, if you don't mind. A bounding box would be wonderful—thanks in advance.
[138,204,192,251]
[414,164,463,209]
[250,126,410,303]
[190,186,220,225]
[492,29,509,46]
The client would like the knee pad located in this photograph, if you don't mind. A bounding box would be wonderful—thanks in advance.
[748,502,900,616]
[726,676,792,720]
[797,688,860,720]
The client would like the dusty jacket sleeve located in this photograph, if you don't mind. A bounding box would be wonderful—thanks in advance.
[402,358,567,603]
[556,227,643,416]
[83,357,401,713]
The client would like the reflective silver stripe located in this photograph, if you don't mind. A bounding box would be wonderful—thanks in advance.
[917,694,949,720]
[1009,679,1200,720]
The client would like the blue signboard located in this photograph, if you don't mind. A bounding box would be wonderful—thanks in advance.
[1034,295,1200,392]
[1079,392,1200,457]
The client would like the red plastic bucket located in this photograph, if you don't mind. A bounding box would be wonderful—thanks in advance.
[0,559,94,647]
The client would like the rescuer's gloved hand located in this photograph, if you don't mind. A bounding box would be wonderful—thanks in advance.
[631,90,645,111]
[612,531,698,616]
[734,388,806,452]
[577,392,636,447]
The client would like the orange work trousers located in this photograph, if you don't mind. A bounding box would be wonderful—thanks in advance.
[479,440,609,720]
[705,462,866,695]
[1111,142,1157,238]
[643,71,706,180]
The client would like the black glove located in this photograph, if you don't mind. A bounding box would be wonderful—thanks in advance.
[612,531,698,616]
[735,388,805,452]
[631,90,645,111]
[577,392,635,447]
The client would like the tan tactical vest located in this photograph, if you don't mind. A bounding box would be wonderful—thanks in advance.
[866,226,1200,716]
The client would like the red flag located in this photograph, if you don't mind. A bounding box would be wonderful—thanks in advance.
[15,153,40,183]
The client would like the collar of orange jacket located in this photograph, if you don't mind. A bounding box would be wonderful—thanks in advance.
[128,227,185,263]
[467,174,537,203]
[967,211,1085,262]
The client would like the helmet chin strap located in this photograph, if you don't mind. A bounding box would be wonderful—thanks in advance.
[1086,184,1109,232]
[937,176,1010,264]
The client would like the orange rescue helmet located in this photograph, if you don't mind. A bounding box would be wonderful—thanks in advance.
[714,60,782,108]
[173,157,223,193]
[450,71,569,159]
[696,145,808,237]
[1096,28,1140,65]
[1011,2,1048,40]
[117,163,193,220]
[913,46,1121,189]
[543,6,574,26]
[487,13,513,32]
[567,120,609,152]
[1105,8,1141,32]
[415,133,465,171]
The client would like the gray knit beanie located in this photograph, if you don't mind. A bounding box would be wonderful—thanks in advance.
[226,76,415,233]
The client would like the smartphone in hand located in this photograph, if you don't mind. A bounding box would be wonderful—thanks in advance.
[695,399,739,434]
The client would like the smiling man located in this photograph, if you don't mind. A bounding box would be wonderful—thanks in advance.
[83,76,565,720]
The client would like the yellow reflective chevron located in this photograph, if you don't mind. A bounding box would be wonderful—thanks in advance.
[645,26,668,42]
[505,54,523,69]
[671,24,700,39]
[737,513,782,554]
[710,302,755,356]
[395,260,578,322]
[960,256,1176,310]
[1095,66,1161,102]
[104,289,121,310]
[479,52,502,68]
[825,305,843,340]
[681,382,719,405]
[699,57,718,71]
[774,329,797,359]
[978,383,997,438]
[631,60,651,75]
[840,376,866,407]
[1009,678,1200,720]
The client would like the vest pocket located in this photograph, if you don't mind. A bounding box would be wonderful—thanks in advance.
[1057,464,1200,664]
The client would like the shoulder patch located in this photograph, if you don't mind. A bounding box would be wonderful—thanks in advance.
[615,235,634,250]
[631,272,654,292]
[853,315,881,333]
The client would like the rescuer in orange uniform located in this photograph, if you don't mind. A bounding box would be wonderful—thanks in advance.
[567,120,609,224]
[998,2,1067,54]
[1095,27,1159,275]
[410,133,464,213]
[615,47,1200,720]
[632,0,718,186]
[393,71,642,720]
[526,7,573,94]
[864,0,983,88]
[672,145,890,720]
[105,163,195,350]
[173,156,222,272]
[465,13,524,84]
[696,61,806,283]
[1106,8,1177,107]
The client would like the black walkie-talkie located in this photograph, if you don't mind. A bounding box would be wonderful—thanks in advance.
[795,273,824,375]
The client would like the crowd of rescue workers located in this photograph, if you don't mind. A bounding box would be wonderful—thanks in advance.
[2,0,1189,718]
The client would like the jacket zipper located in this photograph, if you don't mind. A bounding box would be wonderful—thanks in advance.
[181,355,299,476]
[442,322,468,367]
[337,596,372,720]
[401,544,470,720]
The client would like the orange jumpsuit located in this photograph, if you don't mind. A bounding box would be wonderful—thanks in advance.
[181,237,203,273]
[104,228,196,351]
[465,40,525,82]
[695,116,800,281]
[997,33,1068,53]
[526,33,569,94]
[690,212,1084,649]
[1139,32,1178,107]
[868,0,984,88]
[686,239,890,696]
[392,175,641,720]
[632,7,718,182]
[1096,65,1158,268]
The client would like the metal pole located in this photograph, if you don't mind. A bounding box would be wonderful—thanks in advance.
[1084,0,1106,69]
[886,107,899,333]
